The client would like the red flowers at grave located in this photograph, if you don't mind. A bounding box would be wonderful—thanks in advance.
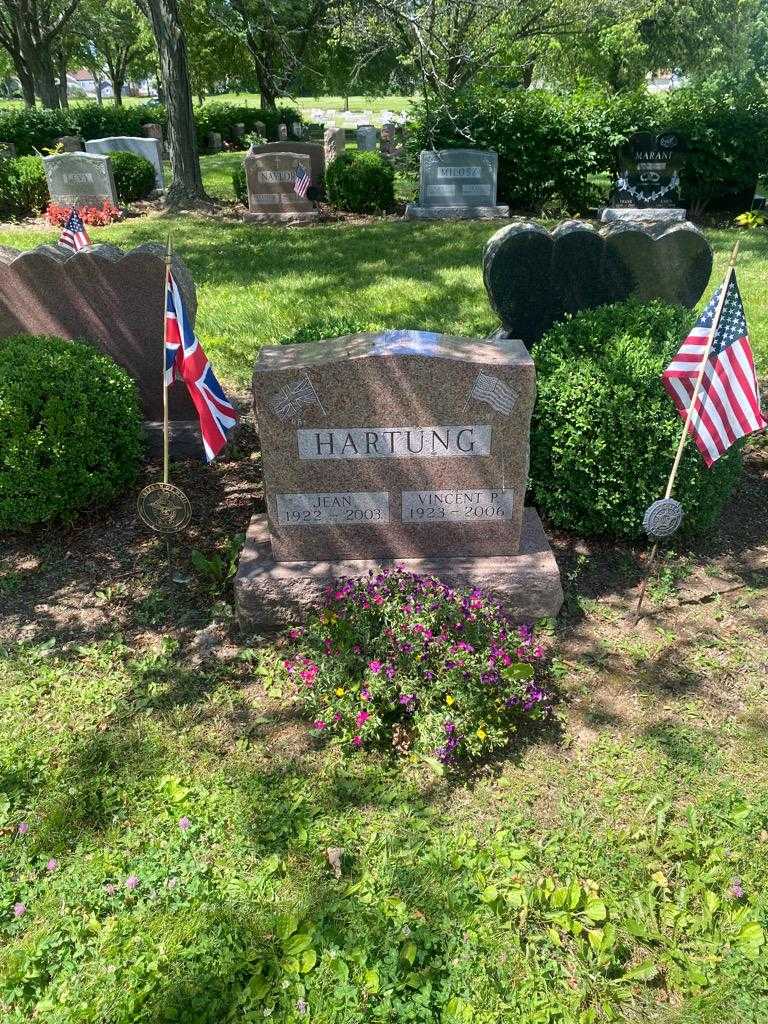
[46,200,122,227]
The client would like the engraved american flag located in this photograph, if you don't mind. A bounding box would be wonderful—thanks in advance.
[469,370,519,416]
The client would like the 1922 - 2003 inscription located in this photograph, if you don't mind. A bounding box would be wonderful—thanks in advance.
[275,490,513,527]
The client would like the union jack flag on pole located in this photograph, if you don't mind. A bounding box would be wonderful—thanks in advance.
[662,269,766,467]
[58,207,91,252]
[293,163,311,198]
[164,271,238,462]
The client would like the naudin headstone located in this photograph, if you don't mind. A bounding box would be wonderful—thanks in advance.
[406,149,509,221]
[235,330,563,626]
[243,150,319,224]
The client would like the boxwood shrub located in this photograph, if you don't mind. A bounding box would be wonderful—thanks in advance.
[0,155,49,218]
[325,150,395,213]
[110,151,156,203]
[530,301,743,538]
[232,164,247,204]
[0,335,143,530]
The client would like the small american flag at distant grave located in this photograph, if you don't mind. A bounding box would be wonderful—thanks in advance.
[468,370,519,416]
[293,163,311,198]
[270,373,325,423]
[663,273,766,466]
[58,207,91,252]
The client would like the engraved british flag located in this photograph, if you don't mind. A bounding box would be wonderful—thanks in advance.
[164,271,238,462]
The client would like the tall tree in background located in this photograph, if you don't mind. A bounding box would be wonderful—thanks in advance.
[0,0,81,107]
[81,0,154,105]
[137,0,206,204]
[181,0,251,103]
[0,14,35,105]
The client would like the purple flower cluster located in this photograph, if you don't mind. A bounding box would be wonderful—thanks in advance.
[435,721,462,764]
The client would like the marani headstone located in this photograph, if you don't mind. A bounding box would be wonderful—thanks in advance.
[43,152,118,207]
[235,330,563,625]
[406,148,509,220]
[602,131,687,223]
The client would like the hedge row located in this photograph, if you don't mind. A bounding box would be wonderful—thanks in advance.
[409,76,768,214]
[0,102,302,156]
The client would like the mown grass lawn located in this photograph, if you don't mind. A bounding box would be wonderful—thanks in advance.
[1,178,767,1023]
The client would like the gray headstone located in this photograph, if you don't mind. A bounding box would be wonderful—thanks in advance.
[356,125,377,151]
[406,148,509,220]
[55,136,84,153]
[206,131,222,152]
[379,122,396,157]
[483,220,713,348]
[85,136,164,191]
[278,123,288,141]
[255,121,266,137]
[43,152,118,207]
[291,122,304,138]
[324,127,345,165]
[243,149,318,223]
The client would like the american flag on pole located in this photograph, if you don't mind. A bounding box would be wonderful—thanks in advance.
[468,370,519,416]
[164,271,238,462]
[58,207,91,252]
[663,272,766,467]
[293,163,311,198]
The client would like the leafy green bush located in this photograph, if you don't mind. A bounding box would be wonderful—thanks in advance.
[410,78,768,214]
[232,164,247,204]
[282,567,548,766]
[0,335,143,530]
[530,301,743,538]
[109,151,156,203]
[0,155,48,218]
[193,103,301,150]
[325,150,395,213]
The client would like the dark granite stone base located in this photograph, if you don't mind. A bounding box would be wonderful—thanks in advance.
[243,211,319,224]
[142,420,202,459]
[234,507,564,629]
[405,204,510,221]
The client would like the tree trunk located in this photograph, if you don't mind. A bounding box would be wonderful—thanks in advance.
[13,56,35,106]
[141,0,205,205]
[57,48,68,107]
[21,43,60,108]
[95,75,104,104]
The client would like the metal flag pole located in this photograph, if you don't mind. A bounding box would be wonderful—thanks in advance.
[630,241,740,626]
[162,232,172,485]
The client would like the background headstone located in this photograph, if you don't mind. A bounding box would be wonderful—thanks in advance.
[278,123,288,141]
[206,131,222,152]
[141,123,163,146]
[85,136,165,191]
[0,243,198,443]
[323,127,346,165]
[245,141,324,195]
[356,124,377,151]
[379,121,396,158]
[243,149,319,223]
[55,135,84,153]
[254,120,266,137]
[291,122,304,138]
[483,220,713,348]
[406,148,509,220]
[611,131,687,209]
[43,152,118,207]
[232,123,246,144]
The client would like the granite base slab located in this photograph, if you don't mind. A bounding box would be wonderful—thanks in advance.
[405,204,510,221]
[235,508,563,629]
[244,211,319,225]
[600,207,686,224]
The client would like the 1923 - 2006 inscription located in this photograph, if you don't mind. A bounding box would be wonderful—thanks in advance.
[402,489,513,522]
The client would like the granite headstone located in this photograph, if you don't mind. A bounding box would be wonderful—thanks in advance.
[0,243,198,448]
[235,329,563,625]
[356,125,377,151]
[324,127,346,164]
[406,148,509,220]
[55,135,84,153]
[245,141,324,195]
[85,136,165,191]
[278,123,288,141]
[243,149,319,224]
[43,152,118,207]
[602,130,687,224]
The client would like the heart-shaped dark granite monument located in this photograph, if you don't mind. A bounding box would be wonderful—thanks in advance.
[483,219,713,347]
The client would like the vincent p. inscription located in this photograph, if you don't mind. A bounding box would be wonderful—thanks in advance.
[402,489,513,522]
[297,425,492,459]
[276,491,390,526]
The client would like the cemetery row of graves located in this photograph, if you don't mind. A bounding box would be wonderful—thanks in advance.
[0,86,767,1024]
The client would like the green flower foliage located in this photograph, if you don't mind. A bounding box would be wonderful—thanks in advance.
[231,164,247,204]
[282,567,547,766]
[0,335,143,530]
[530,301,743,538]
[108,152,156,203]
[325,150,395,214]
[0,155,48,219]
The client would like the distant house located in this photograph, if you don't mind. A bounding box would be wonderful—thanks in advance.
[66,69,114,100]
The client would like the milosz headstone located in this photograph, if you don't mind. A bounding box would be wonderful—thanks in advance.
[0,243,198,453]
[243,149,319,224]
[235,329,563,626]
[602,131,687,223]
[406,149,509,220]
[43,152,118,207]
[85,136,165,191]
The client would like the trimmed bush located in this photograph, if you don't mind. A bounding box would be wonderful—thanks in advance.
[232,164,247,204]
[109,151,156,203]
[325,150,395,213]
[0,155,48,218]
[530,301,743,538]
[0,335,143,530]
